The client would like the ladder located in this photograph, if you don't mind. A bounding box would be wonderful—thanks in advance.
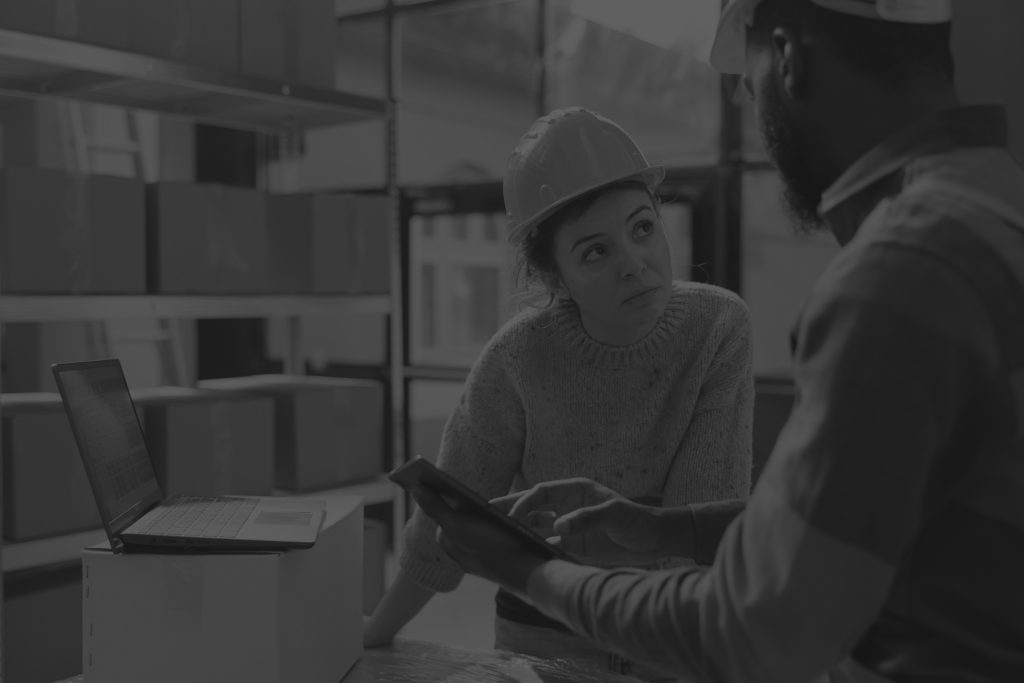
[60,102,191,386]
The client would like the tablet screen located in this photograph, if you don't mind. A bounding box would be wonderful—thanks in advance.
[389,456,576,563]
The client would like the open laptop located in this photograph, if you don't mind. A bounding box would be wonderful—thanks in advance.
[51,359,325,553]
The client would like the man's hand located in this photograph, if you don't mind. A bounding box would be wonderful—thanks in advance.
[408,485,549,594]
[493,478,675,566]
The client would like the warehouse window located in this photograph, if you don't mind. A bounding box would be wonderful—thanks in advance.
[546,0,722,167]
[410,209,515,367]
[397,0,540,185]
[741,170,838,377]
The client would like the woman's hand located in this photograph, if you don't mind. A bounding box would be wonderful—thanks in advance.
[363,614,393,648]
[493,478,676,566]
[409,485,550,594]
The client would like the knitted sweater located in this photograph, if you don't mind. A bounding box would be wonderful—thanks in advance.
[400,280,754,592]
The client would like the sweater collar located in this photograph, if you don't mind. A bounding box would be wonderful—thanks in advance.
[549,282,691,367]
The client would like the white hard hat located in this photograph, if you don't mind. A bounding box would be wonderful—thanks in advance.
[503,107,665,244]
[709,0,954,74]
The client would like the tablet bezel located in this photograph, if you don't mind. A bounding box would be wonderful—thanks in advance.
[388,456,576,563]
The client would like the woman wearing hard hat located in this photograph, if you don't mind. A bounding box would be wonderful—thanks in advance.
[365,107,753,679]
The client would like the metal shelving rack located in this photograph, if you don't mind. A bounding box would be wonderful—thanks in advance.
[0,25,406,676]
[0,28,386,132]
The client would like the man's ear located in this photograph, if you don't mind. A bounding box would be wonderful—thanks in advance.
[771,26,807,99]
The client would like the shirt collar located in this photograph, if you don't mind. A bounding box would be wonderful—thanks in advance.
[819,105,1009,244]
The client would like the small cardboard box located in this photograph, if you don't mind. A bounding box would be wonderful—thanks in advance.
[239,0,335,87]
[147,182,268,293]
[0,167,145,294]
[1,393,102,541]
[133,387,275,497]
[82,496,364,683]
[198,375,385,491]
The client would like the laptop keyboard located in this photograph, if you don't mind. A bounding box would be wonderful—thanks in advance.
[135,496,260,539]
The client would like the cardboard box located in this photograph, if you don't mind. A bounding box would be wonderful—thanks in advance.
[0,0,132,51]
[198,375,385,491]
[134,386,275,497]
[126,0,238,71]
[82,496,364,683]
[0,1,236,69]
[1,393,102,541]
[363,518,388,615]
[4,563,83,683]
[0,167,145,293]
[147,182,268,293]
[267,192,353,293]
[335,194,391,294]
[239,0,336,87]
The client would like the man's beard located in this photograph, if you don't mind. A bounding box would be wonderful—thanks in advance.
[758,78,827,233]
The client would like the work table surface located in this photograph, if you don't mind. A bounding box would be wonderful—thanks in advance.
[57,636,650,682]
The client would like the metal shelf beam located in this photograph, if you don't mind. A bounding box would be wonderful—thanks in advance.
[0,295,390,323]
[0,28,386,132]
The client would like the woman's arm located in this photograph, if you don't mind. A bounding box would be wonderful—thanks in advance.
[663,295,754,559]
[365,338,527,646]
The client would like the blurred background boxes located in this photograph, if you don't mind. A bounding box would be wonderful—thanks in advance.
[134,386,275,497]
[0,166,145,294]
[335,194,391,294]
[239,0,335,88]
[0,0,132,51]
[197,374,385,491]
[267,193,349,293]
[127,0,238,71]
[1,393,101,541]
[147,182,268,293]
[0,0,238,71]
[267,192,390,294]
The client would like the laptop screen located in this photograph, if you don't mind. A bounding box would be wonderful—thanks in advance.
[52,360,163,537]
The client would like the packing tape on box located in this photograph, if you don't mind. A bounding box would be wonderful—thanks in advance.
[162,559,204,633]
[209,401,234,494]
[59,174,92,293]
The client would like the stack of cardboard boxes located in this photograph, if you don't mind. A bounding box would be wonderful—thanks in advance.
[0,170,391,296]
[0,2,392,679]
[0,0,336,88]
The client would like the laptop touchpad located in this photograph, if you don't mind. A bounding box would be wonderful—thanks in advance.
[254,511,314,526]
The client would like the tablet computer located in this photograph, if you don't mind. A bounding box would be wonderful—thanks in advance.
[389,456,576,563]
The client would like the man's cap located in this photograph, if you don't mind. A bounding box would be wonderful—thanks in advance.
[709,0,953,74]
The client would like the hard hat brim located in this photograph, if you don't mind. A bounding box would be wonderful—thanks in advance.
[709,0,750,75]
[507,165,666,245]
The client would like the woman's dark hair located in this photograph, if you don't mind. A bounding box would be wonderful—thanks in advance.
[748,0,954,84]
[510,179,659,309]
